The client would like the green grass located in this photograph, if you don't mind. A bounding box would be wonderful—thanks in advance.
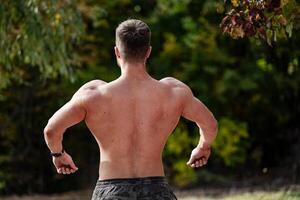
[220,191,300,200]
[176,187,300,200]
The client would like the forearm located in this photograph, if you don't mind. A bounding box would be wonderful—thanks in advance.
[42,88,87,154]
[197,120,218,149]
[44,125,64,153]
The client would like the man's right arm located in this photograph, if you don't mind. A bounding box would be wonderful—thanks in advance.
[179,83,218,168]
[181,86,218,149]
[161,77,218,167]
[161,77,218,168]
[161,77,218,149]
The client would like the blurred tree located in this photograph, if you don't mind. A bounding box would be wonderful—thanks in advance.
[0,0,83,91]
[0,0,83,193]
[220,0,300,45]
[163,122,198,187]
[212,118,249,167]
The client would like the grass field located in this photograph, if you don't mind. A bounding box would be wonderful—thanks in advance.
[1,185,299,200]
[175,186,300,200]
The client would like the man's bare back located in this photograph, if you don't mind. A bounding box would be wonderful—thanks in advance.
[83,76,190,179]
[44,74,217,178]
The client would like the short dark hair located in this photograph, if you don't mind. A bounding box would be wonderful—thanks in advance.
[116,19,151,62]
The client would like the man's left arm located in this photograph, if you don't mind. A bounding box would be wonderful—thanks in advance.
[44,90,87,174]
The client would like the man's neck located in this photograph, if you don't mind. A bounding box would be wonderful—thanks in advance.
[120,62,151,80]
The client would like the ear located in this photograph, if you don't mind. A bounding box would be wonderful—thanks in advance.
[146,46,152,59]
[114,46,121,59]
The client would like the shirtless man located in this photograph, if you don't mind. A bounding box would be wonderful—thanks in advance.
[44,19,218,200]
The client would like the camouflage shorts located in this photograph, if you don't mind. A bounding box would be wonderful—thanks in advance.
[91,176,177,200]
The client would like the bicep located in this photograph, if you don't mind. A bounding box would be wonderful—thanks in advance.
[181,92,216,128]
[46,99,86,133]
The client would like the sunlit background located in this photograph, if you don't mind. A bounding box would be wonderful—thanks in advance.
[0,0,299,199]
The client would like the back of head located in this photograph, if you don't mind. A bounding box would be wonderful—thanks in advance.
[116,19,151,62]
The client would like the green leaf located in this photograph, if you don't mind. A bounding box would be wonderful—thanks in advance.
[286,22,293,37]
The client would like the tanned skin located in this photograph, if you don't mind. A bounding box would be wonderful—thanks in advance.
[44,46,218,178]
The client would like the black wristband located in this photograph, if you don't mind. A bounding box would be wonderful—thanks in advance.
[51,149,64,157]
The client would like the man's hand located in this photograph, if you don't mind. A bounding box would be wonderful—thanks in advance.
[186,146,211,168]
[53,151,78,174]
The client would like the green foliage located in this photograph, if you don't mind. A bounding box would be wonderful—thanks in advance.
[212,118,249,167]
[256,58,273,72]
[163,123,197,187]
[0,0,83,89]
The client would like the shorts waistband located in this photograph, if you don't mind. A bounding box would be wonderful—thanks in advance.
[96,176,167,186]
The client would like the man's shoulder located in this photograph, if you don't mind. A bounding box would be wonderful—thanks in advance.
[159,77,193,98]
[80,79,107,91]
[159,77,189,89]
[72,79,107,100]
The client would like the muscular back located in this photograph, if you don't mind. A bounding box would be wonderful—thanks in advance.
[83,77,185,179]
[45,74,217,178]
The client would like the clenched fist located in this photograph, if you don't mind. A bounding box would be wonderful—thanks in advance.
[186,146,211,168]
[53,151,78,174]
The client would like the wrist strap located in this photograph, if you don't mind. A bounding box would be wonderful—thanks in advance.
[51,149,64,157]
